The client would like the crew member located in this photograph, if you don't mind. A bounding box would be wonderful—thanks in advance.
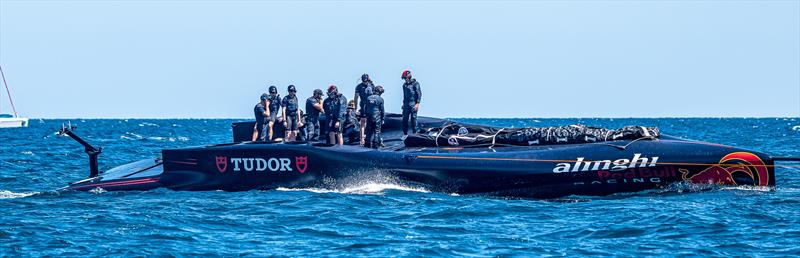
[401,70,422,137]
[344,100,360,144]
[323,85,348,145]
[266,85,281,141]
[282,85,302,142]
[353,73,374,145]
[305,89,325,142]
[253,93,271,141]
[364,86,385,149]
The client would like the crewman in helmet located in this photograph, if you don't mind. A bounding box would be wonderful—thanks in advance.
[353,73,374,145]
[282,85,302,142]
[400,70,422,137]
[364,85,386,149]
[305,89,325,142]
[323,85,348,145]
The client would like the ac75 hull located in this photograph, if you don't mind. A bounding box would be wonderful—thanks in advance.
[65,136,776,198]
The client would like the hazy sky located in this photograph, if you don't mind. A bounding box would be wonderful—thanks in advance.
[1,1,798,118]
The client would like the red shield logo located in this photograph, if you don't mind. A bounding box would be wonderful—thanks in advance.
[216,156,228,173]
[295,156,308,173]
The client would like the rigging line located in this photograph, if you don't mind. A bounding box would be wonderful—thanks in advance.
[0,65,19,117]
[415,155,800,168]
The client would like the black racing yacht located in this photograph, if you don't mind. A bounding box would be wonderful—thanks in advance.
[58,114,798,198]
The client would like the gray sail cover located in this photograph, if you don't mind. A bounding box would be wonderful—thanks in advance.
[403,122,660,147]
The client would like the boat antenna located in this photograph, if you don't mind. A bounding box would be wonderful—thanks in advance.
[0,65,19,118]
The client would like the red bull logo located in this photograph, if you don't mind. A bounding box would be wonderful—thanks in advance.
[680,152,770,186]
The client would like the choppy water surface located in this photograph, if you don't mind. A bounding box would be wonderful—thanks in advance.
[1,118,799,256]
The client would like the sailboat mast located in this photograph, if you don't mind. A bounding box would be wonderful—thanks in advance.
[0,65,19,118]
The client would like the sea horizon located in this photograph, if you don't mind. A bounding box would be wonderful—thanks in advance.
[14,116,800,120]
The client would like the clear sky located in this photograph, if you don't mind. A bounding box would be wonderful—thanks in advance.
[1,1,798,118]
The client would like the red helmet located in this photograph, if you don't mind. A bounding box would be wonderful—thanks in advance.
[327,85,338,93]
[401,70,411,79]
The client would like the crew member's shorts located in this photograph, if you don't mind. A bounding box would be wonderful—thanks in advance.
[286,115,299,131]
[255,123,268,141]
[327,118,343,133]
[269,112,279,123]
[357,104,367,119]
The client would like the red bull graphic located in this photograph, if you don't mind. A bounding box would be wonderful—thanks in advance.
[573,166,677,185]
[680,152,770,186]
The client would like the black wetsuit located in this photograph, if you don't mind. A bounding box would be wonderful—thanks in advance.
[323,94,348,133]
[364,94,385,149]
[305,96,323,141]
[267,94,281,123]
[344,107,360,143]
[355,81,374,118]
[254,103,269,141]
[402,78,422,135]
[282,95,300,131]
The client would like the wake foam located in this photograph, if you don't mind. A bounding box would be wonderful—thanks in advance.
[655,182,775,195]
[121,132,144,140]
[275,170,430,195]
[0,190,38,199]
[276,183,429,195]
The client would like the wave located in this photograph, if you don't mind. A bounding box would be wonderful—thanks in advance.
[89,188,107,194]
[0,190,38,199]
[138,122,159,127]
[148,136,189,142]
[121,132,189,142]
[121,132,144,140]
[718,185,775,192]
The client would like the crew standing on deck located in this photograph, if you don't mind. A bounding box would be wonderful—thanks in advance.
[344,100,360,144]
[265,86,282,141]
[364,86,385,149]
[253,93,271,141]
[353,73,374,146]
[282,85,302,142]
[305,89,325,142]
[401,70,422,137]
[323,85,348,145]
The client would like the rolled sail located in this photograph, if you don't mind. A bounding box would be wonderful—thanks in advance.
[403,122,661,147]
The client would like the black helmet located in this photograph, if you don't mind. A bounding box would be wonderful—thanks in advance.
[268,85,278,94]
[287,85,297,93]
[374,85,384,95]
[313,89,323,97]
[260,93,269,100]
[361,73,370,82]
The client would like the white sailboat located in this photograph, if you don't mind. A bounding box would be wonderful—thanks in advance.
[0,65,28,128]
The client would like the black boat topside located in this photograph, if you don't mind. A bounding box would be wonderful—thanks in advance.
[60,115,792,198]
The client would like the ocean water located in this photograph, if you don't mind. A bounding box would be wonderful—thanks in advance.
[1,118,799,257]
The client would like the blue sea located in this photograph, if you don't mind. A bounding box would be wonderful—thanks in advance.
[1,118,799,257]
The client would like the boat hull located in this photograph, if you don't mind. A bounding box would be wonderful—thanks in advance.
[66,139,775,198]
[0,117,28,128]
